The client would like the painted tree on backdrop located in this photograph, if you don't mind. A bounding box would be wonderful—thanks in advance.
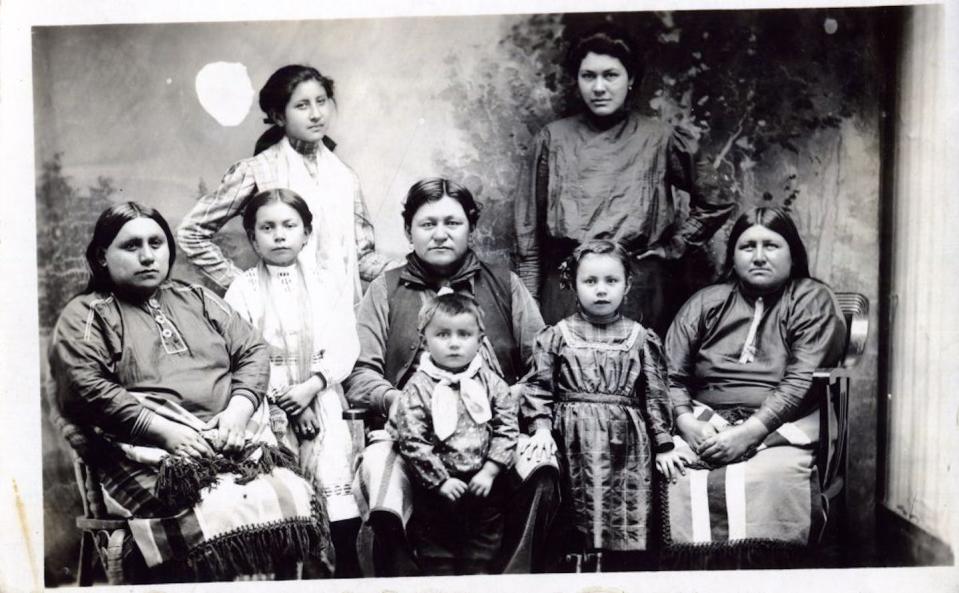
[36,153,116,585]
[435,9,874,283]
[36,153,116,333]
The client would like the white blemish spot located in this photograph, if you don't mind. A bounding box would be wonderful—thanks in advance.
[824,18,839,35]
[195,62,255,127]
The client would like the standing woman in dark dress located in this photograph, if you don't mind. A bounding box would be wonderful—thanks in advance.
[515,25,733,335]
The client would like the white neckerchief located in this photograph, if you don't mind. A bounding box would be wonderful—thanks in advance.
[416,352,491,441]
[738,296,765,364]
[277,136,360,305]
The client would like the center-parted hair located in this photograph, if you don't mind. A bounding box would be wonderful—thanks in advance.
[401,177,481,231]
[254,64,336,156]
[84,201,176,294]
[566,24,643,83]
[417,292,486,337]
[241,188,314,243]
[559,238,633,291]
[723,206,810,281]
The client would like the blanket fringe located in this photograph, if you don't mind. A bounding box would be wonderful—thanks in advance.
[660,539,812,570]
[656,479,814,570]
[154,444,305,511]
[148,495,334,582]
[154,455,226,510]
[185,518,330,581]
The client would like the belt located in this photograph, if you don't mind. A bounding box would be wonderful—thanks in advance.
[557,391,639,407]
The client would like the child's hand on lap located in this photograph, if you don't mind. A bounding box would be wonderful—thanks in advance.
[468,461,501,498]
[655,447,697,484]
[293,406,323,441]
[276,376,324,417]
[439,478,468,502]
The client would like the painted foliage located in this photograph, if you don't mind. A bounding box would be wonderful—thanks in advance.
[35,9,885,583]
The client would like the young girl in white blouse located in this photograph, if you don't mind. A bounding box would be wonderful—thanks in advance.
[224,188,361,577]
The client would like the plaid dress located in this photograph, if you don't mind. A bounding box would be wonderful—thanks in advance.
[521,313,673,551]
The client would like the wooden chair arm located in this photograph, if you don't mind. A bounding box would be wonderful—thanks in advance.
[76,517,128,530]
[814,368,855,380]
[343,408,371,467]
[834,292,869,370]
[342,408,370,421]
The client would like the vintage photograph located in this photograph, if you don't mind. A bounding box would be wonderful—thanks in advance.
[6,1,956,590]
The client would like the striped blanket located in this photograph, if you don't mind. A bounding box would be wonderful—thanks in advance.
[94,394,332,578]
[665,403,832,548]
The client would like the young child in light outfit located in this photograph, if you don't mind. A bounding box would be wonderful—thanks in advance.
[223,188,361,577]
[392,292,519,575]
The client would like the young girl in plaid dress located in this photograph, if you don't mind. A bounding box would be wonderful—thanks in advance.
[520,239,693,571]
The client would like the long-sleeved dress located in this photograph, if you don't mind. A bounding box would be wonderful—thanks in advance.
[177,135,392,299]
[48,280,331,576]
[663,278,846,548]
[224,262,360,522]
[514,111,733,333]
[521,313,673,551]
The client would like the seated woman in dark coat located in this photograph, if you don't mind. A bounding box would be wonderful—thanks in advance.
[344,178,560,575]
[663,206,846,567]
[49,202,332,581]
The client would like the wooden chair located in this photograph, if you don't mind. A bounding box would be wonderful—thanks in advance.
[813,292,869,542]
[45,390,142,586]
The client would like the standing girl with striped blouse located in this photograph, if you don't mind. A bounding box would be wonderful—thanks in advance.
[178,64,392,305]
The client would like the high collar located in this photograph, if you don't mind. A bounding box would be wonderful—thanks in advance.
[736,278,789,304]
[582,106,629,133]
[112,279,171,306]
[400,250,482,291]
[287,135,338,156]
[576,307,623,326]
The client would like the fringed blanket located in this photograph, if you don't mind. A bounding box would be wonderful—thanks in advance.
[93,394,333,578]
[664,403,829,555]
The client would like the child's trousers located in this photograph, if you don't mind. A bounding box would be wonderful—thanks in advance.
[408,474,506,575]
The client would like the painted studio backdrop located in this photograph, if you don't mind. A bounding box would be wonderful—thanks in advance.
[34,9,886,584]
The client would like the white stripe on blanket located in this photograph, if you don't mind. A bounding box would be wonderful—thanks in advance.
[669,402,823,546]
[690,470,711,543]
[725,461,747,540]
[126,467,316,567]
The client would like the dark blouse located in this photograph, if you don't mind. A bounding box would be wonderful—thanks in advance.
[49,281,269,441]
[664,279,846,432]
[514,111,732,295]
